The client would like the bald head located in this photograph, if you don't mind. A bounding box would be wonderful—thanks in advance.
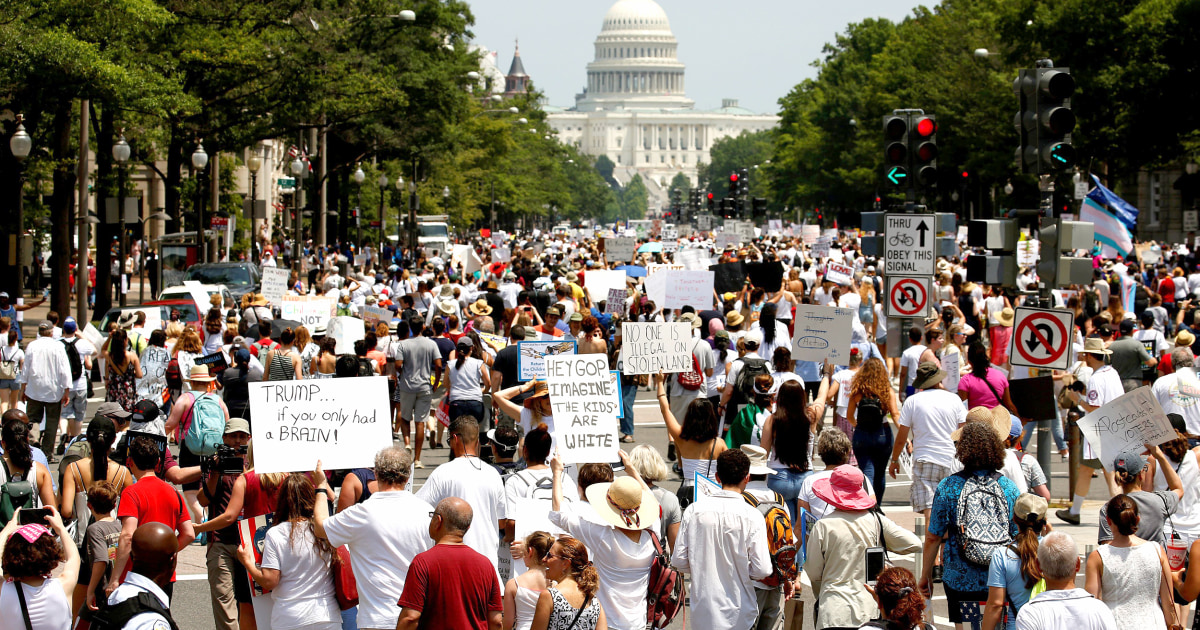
[435,497,473,535]
[131,522,178,583]
[1,409,28,425]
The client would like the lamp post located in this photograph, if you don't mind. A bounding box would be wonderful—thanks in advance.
[192,142,209,263]
[248,149,263,264]
[291,155,308,275]
[354,164,365,248]
[376,172,388,257]
[393,176,404,257]
[9,115,31,297]
[112,132,131,306]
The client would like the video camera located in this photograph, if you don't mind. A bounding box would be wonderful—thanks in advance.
[203,444,247,476]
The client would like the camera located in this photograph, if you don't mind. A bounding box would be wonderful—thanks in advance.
[204,444,247,476]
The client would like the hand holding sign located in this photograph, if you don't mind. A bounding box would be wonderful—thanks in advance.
[1076,386,1176,471]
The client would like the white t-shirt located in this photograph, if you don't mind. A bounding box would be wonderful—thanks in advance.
[1133,328,1170,356]
[1014,588,1117,630]
[259,521,340,629]
[61,336,95,390]
[1152,370,1200,435]
[985,296,1007,325]
[416,456,507,572]
[832,368,856,417]
[449,356,485,402]
[708,346,733,398]
[898,388,967,467]
[750,320,791,362]
[1086,365,1123,408]
[322,491,434,630]
[900,344,928,387]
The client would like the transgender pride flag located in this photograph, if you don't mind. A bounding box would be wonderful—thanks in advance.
[1080,196,1133,259]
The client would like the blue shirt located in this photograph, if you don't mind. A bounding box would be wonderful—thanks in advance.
[929,470,1020,592]
[795,359,821,382]
[987,540,1042,612]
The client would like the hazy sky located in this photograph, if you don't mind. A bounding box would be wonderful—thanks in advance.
[468,0,926,114]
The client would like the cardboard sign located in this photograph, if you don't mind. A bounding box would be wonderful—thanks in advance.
[647,263,685,276]
[1077,386,1175,471]
[942,352,961,393]
[618,322,694,375]
[584,269,628,304]
[606,289,628,315]
[136,344,172,403]
[362,306,392,330]
[280,296,335,329]
[791,305,854,363]
[646,270,715,310]
[709,262,745,294]
[546,355,620,464]
[248,377,392,474]
[745,261,784,292]
[605,237,636,262]
[517,340,578,381]
[824,262,854,286]
[260,267,291,306]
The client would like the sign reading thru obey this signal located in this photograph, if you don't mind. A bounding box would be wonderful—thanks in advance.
[886,276,932,318]
[884,214,936,276]
[1008,306,1074,370]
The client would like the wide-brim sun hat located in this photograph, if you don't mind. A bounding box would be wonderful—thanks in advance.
[813,464,876,511]
[740,444,777,476]
[468,299,493,316]
[437,299,456,315]
[911,361,946,390]
[996,307,1015,327]
[952,405,1011,441]
[586,476,660,531]
[1177,330,1196,347]
[726,311,745,327]
[1079,337,1112,356]
[187,365,216,382]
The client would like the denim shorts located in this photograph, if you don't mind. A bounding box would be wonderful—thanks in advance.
[0,379,19,390]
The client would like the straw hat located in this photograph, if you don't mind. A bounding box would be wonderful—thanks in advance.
[1079,337,1112,356]
[1176,330,1196,347]
[952,405,1011,441]
[468,298,493,316]
[740,445,777,476]
[812,465,876,511]
[187,365,216,382]
[725,311,745,327]
[585,476,660,531]
[522,381,550,407]
[995,307,1015,327]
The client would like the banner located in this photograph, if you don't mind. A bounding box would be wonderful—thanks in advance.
[1077,386,1175,471]
[791,305,854,363]
[280,296,335,329]
[546,355,620,464]
[517,340,578,381]
[646,270,714,310]
[618,322,694,374]
[824,262,854,286]
[260,267,290,306]
[248,376,392,474]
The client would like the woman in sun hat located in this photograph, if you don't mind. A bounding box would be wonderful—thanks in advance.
[805,464,921,629]
[0,505,79,630]
[548,452,658,630]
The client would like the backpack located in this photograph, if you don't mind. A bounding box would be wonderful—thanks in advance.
[165,357,183,392]
[855,394,885,432]
[180,392,226,456]
[357,357,374,377]
[90,591,180,630]
[676,349,703,391]
[507,470,555,501]
[741,490,799,587]
[955,472,1012,566]
[646,529,685,629]
[63,338,83,381]
[733,358,770,403]
[0,459,38,526]
[1083,288,1101,318]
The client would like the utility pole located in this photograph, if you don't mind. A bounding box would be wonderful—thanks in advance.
[76,100,89,323]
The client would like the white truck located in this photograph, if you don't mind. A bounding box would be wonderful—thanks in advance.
[417,215,452,258]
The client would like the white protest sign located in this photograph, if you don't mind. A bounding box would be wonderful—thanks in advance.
[362,306,391,330]
[517,340,577,381]
[511,497,567,575]
[136,344,172,403]
[183,280,214,312]
[812,238,831,259]
[791,305,854,363]
[585,269,628,303]
[353,254,367,267]
[605,237,636,262]
[662,226,678,241]
[675,248,709,271]
[546,354,620,465]
[465,249,484,276]
[450,244,472,270]
[606,289,628,315]
[249,377,392,474]
[647,263,685,276]
[736,221,755,243]
[80,323,105,352]
[823,228,838,240]
[663,240,678,254]
[715,232,740,250]
[942,352,961,394]
[768,219,783,234]
[693,471,722,503]
[491,231,506,247]
[492,247,512,263]
[260,267,290,306]
[824,262,854,286]
[280,296,335,329]
[477,332,509,353]
[801,225,820,244]
[658,270,714,310]
[697,215,713,230]
[1017,240,1040,267]
[1077,387,1176,471]
[326,316,365,355]
[618,322,694,375]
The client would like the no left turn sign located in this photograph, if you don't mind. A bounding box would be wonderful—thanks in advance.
[1008,306,1074,370]
[886,276,932,318]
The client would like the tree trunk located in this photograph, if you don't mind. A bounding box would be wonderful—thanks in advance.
[48,101,76,316]
[93,105,114,317]
[165,121,184,227]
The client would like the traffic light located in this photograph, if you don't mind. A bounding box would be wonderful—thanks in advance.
[1037,219,1094,287]
[739,168,749,197]
[1035,67,1076,172]
[707,192,715,211]
[751,198,767,219]
[883,114,909,187]
[728,172,739,198]
[1013,69,1038,173]
[911,115,937,187]
[966,219,1018,285]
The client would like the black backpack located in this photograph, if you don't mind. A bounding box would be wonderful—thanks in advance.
[357,357,374,377]
[63,338,83,381]
[734,358,770,404]
[856,394,885,431]
[91,591,180,630]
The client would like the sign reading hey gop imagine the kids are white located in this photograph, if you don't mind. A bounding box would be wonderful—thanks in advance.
[249,377,391,474]
[619,322,694,375]
[546,355,620,464]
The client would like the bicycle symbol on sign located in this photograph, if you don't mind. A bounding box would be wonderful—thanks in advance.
[888,233,914,247]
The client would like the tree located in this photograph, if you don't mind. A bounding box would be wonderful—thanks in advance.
[620,174,649,220]
[668,172,691,196]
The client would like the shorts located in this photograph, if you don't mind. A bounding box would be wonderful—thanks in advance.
[910,460,952,512]
[0,379,19,390]
[179,443,202,491]
[943,585,989,624]
[396,390,433,423]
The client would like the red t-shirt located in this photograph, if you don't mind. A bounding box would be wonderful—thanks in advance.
[117,476,188,582]
[397,544,502,630]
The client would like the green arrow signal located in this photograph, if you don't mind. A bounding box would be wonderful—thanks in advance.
[887,166,908,186]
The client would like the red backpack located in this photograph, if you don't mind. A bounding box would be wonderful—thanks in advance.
[646,530,685,628]
[676,351,703,391]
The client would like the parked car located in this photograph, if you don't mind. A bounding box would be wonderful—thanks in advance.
[183,263,261,303]
[158,283,235,311]
[95,299,202,338]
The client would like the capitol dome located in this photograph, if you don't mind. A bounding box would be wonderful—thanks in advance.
[602,0,672,33]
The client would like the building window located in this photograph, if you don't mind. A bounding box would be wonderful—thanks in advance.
[644,155,649,163]
[682,155,687,163]
[660,155,665,163]
[616,155,621,164]
[1149,172,1162,226]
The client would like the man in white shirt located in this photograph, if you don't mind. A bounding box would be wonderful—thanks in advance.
[671,449,773,630]
[1057,338,1122,525]
[1154,347,1200,435]
[897,326,927,400]
[21,320,72,459]
[888,362,966,521]
[415,416,506,574]
[740,445,795,630]
[314,447,433,630]
[59,317,95,450]
[1015,532,1116,630]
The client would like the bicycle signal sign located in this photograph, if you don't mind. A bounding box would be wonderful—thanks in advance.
[884,213,936,276]
[886,276,931,318]
[1008,306,1074,370]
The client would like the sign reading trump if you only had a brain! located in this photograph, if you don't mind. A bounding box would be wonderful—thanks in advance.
[249,377,392,474]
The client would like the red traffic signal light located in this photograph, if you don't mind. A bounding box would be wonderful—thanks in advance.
[961,171,969,178]
[730,173,739,182]
[707,192,714,200]
[914,116,937,137]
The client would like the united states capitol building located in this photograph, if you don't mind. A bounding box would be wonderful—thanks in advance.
[534,0,779,203]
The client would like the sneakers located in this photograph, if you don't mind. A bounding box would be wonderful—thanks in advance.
[413,460,424,469]
[1055,509,1080,525]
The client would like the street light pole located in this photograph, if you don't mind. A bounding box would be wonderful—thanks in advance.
[9,115,31,298]
[291,155,309,277]
[192,142,209,264]
[248,149,263,265]
[394,176,404,256]
[354,164,365,250]
[377,172,388,260]
[113,131,131,306]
